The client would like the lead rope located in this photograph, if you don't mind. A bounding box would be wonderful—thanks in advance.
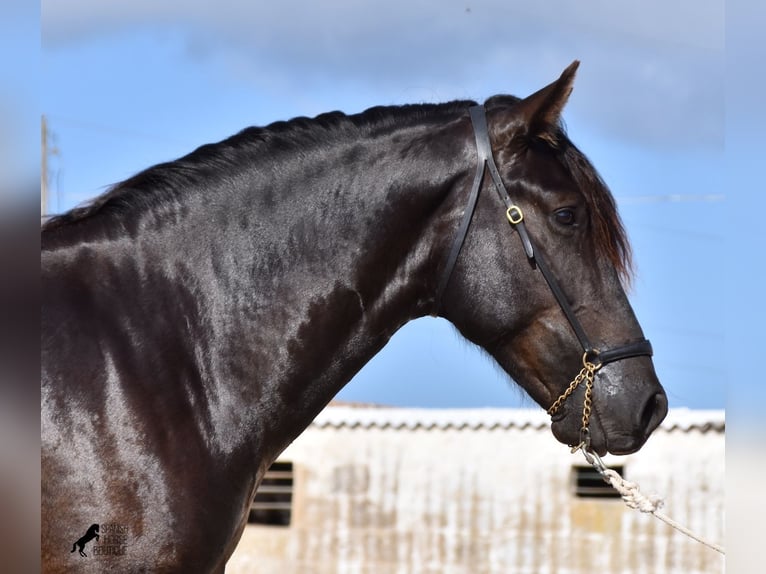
[549,355,726,556]
[579,447,725,555]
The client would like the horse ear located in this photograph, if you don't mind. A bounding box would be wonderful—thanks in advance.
[503,60,579,143]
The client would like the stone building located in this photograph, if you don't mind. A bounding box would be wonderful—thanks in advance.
[228,406,724,574]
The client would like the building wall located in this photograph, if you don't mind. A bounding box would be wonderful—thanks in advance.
[228,409,724,574]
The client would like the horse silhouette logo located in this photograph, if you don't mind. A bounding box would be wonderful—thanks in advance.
[71,524,100,557]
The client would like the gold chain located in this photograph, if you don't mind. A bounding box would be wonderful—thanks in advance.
[547,353,601,450]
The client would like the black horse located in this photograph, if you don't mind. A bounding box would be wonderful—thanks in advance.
[42,62,667,572]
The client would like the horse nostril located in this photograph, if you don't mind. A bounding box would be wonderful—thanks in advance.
[640,391,668,434]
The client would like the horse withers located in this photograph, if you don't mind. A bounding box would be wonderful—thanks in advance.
[41,61,667,572]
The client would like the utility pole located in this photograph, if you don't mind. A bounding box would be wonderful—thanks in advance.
[41,115,60,216]
[41,115,48,216]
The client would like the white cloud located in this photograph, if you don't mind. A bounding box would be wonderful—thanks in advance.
[41,0,724,148]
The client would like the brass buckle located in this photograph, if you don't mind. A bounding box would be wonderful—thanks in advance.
[506,205,523,225]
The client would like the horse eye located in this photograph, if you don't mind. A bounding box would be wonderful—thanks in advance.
[554,208,576,226]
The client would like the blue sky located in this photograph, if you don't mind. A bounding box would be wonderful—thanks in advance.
[41,0,728,411]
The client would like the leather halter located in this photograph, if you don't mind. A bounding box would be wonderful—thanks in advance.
[433,105,652,406]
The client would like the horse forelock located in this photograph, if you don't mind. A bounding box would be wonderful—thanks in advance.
[531,129,634,286]
[558,138,633,285]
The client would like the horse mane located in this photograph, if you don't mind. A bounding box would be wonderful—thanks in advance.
[40,101,475,233]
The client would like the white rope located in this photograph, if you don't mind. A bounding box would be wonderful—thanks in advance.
[584,451,725,555]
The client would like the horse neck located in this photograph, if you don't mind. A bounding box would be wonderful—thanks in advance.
[248,126,470,459]
[117,120,469,464]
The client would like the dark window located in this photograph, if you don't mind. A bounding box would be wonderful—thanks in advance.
[571,465,623,498]
[248,461,293,526]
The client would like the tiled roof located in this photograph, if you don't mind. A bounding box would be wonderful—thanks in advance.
[311,406,724,432]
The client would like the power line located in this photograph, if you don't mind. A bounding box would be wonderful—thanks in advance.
[617,194,725,204]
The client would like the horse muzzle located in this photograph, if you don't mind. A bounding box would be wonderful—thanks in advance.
[549,363,668,456]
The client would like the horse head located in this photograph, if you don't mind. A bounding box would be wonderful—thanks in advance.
[437,62,667,456]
